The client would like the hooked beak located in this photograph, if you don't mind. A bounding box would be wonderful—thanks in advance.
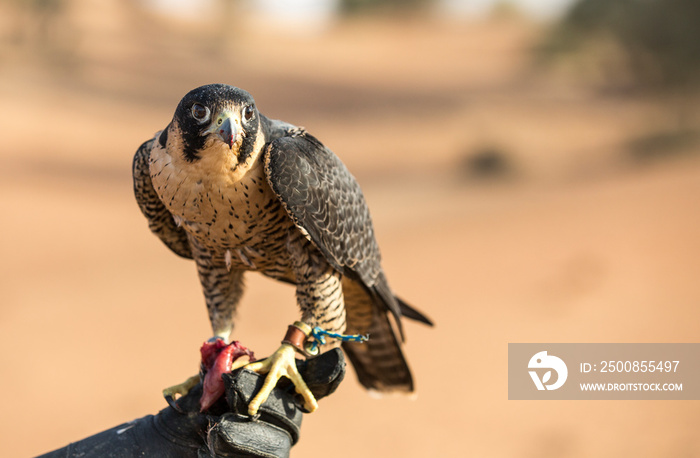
[217,116,237,149]
[204,111,238,149]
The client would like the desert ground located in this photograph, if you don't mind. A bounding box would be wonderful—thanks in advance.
[1,2,700,457]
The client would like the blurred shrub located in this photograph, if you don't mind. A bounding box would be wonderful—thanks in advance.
[1,0,79,68]
[539,0,700,91]
[340,0,433,14]
[3,0,65,42]
[461,146,515,180]
[626,129,700,163]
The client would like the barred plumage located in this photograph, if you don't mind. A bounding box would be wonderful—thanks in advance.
[133,84,432,398]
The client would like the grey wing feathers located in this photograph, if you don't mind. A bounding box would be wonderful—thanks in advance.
[133,138,193,259]
[263,130,404,331]
[264,132,381,279]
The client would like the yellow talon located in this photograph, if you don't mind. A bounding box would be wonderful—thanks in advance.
[163,374,201,401]
[245,343,318,416]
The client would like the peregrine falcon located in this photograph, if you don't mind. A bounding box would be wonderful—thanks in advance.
[133,84,432,414]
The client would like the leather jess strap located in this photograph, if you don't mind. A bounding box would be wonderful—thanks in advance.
[282,321,314,357]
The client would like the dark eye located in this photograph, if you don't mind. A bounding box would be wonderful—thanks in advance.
[191,103,210,122]
[243,105,255,121]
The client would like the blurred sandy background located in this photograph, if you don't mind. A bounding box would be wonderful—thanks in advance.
[1,0,700,456]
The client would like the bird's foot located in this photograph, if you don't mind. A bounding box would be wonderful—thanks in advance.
[245,323,318,416]
[163,374,201,410]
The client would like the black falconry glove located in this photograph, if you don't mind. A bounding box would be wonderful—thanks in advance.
[37,349,345,458]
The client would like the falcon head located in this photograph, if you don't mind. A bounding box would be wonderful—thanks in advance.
[161,84,264,169]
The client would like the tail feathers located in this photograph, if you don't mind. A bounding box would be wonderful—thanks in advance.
[397,296,433,327]
[343,312,414,392]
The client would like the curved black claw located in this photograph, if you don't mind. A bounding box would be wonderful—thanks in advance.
[162,374,201,413]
